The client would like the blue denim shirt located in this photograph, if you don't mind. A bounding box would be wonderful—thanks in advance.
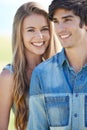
[27,49,87,130]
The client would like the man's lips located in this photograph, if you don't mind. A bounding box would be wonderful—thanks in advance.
[59,34,71,39]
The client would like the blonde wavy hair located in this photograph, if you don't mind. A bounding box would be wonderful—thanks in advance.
[12,1,60,130]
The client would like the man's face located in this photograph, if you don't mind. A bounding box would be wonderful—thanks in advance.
[53,8,87,50]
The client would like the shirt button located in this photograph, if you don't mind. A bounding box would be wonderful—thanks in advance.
[75,93,78,97]
[74,113,77,117]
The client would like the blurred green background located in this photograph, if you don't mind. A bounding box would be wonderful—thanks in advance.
[0,35,15,130]
[0,35,12,70]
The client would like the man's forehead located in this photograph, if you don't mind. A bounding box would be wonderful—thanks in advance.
[53,8,74,18]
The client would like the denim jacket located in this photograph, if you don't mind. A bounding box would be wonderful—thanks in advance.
[27,49,87,130]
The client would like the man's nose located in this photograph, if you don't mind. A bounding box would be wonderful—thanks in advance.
[55,22,66,32]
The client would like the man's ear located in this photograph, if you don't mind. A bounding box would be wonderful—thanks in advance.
[85,25,87,31]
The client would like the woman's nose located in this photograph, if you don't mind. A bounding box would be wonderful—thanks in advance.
[35,30,43,39]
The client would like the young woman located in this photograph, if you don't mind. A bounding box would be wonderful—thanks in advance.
[0,1,59,130]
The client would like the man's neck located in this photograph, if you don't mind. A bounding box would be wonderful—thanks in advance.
[65,48,87,72]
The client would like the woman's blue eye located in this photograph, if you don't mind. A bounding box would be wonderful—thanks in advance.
[28,29,34,32]
[41,28,49,31]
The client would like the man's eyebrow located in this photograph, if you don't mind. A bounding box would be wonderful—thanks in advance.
[62,15,74,19]
[53,15,74,20]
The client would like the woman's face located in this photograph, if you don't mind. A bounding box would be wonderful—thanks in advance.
[22,13,50,57]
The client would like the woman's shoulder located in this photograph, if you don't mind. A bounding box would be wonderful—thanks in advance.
[0,65,13,118]
[2,64,13,73]
[0,64,13,90]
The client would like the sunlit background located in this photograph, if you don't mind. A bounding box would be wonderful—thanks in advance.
[0,0,51,36]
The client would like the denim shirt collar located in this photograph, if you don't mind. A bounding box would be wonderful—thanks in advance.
[58,48,87,70]
[58,48,69,67]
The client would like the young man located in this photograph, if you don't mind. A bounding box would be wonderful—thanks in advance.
[27,0,87,130]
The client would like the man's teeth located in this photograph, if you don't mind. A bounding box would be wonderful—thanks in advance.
[60,34,70,39]
[33,42,43,46]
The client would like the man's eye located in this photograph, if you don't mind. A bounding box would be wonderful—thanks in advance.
[54,21,59,24]
[52,18,59,23]
[64,19,72,22]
